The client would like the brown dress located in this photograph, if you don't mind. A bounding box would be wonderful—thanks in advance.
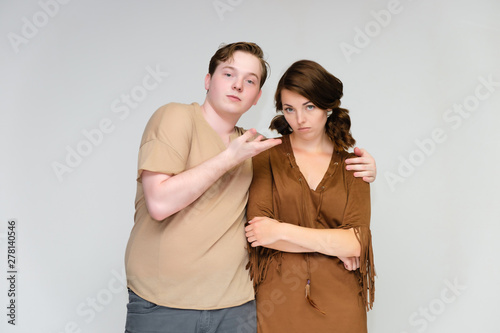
[247,135,375,333]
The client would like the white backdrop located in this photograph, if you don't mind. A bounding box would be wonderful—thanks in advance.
[1,0,499,332]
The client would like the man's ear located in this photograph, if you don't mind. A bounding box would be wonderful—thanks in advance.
[204,73,211,91]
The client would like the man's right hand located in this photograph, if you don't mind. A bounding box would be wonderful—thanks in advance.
[225,128,281,165]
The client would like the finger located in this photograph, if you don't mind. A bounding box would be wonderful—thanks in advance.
[351,170,375,177]
[249,217,264,223]
[247,233,256,241]
[239,128,257,141]
[249,134,264,142]
[344,258,353,271]
[355,147,372,158]
[248,217,264,223]
[255,138,282,150]
[246,128,257,136]
[345,157,368,165]
[346,164,373,173]
[353,147,363,157]
[362,176,375,183]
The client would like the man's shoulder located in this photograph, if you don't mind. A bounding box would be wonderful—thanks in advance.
[152,102,198,119]
[142,102,200,140]
[146,102,200,128]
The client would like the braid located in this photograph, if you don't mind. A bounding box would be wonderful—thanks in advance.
[325,107,355,152]
[269,115,292,135]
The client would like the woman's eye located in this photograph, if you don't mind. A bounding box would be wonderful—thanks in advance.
[306,105,315,110]
[284,108,294,113]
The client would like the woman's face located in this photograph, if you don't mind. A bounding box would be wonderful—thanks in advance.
[281,89,329,140]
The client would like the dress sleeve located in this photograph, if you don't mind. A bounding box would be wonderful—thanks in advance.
[246,150,279,290]
[339,168,375,311]
[247,150,275,220]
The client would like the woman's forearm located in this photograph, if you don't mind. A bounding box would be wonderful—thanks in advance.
[246,217,361,257]
[278,223,361,257]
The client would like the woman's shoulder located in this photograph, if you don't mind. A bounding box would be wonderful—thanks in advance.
[253,134,288,163]
[334,149,354,165]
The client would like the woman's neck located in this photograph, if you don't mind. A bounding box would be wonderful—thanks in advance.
[289,133,333,154]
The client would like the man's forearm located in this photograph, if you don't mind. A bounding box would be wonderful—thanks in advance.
[142,149,239,220]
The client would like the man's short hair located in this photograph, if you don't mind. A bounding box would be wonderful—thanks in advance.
[208,42,269,89]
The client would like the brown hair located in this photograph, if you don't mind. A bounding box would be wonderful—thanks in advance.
[270,60,355,152]
[208,42,269,89]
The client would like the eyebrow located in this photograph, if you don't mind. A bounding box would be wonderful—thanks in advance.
[283,101,312,107]
[221,65,259,79]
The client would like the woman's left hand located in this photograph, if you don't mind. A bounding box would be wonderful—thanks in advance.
[338,256,360,271]
[245,217,282,247]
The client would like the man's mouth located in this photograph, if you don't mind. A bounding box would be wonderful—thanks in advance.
[227,95,241,101]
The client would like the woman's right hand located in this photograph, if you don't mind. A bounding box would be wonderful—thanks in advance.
[245,216,283,247]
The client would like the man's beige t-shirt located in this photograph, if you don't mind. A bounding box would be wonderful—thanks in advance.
[125,102,254,309]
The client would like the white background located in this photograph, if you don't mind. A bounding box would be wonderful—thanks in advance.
[1,0,499,332]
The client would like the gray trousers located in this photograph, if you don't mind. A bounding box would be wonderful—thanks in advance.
[125,289,257,333]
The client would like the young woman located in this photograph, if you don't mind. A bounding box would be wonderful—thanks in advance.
[245,60,375,332]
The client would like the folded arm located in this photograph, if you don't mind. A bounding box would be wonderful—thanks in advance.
[245,216,360,258]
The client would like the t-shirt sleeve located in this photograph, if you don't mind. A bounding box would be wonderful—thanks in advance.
[136,103,193,181]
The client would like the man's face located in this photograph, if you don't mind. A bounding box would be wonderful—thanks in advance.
[205,51,263,118]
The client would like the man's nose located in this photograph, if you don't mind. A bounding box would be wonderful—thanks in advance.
[233,78,243,91]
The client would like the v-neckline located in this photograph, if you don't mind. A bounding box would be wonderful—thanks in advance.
[283,135,339,192]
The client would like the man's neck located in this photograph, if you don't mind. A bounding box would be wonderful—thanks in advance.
[200,101,240,144]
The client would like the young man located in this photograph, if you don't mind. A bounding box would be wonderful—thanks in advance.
[124,42,376,333]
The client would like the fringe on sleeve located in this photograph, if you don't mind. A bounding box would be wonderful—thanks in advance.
[355,225,376,311]
[339,224,376,311]
[246,245,281,293]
